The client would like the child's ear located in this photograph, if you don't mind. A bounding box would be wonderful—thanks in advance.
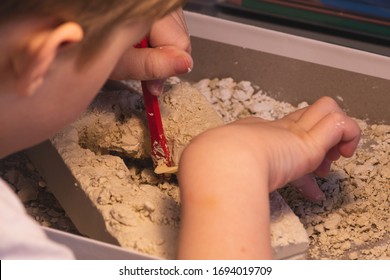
[13,22,83,97]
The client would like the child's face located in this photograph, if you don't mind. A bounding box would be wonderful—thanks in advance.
[0,19,151,158]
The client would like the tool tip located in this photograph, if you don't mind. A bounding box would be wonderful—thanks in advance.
[154,164,178,174]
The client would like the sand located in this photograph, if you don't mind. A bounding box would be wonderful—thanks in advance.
[2,77,388,259]
[49,79,309,259]
[193,78,389,260]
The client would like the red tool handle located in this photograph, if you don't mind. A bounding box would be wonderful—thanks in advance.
[136,38,172,167]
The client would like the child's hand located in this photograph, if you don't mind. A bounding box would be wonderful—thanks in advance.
[261,96,360,200]
[177,96,360,259]
[110,8,192,95]
[180,96,361,202]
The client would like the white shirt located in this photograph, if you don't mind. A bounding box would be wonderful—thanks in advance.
[0,178,74,259]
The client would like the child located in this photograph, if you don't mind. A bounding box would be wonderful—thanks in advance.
[0,0,191,259]
[0,0,360,259]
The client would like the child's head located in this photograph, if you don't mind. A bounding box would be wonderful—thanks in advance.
[1,1,185,67]
[0,0,185,158]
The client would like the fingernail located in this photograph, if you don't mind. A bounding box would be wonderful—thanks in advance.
[146,80,164,96]
[174,55,193,75]
[314,192,326,203]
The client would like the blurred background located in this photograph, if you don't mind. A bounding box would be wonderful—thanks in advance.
[184,0,390,56]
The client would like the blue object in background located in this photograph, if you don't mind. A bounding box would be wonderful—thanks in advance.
[218,0,390,41]
[320,0,390,20]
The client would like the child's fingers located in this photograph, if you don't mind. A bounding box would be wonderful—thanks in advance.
[283,106,308,122]
[291,97,360,159]
[284,97,344,130]
[313,146,341,177]
[308,111,361,158]
[110,46,193,81]
[290,174,325,203]
[144,79,165,96]
[139,46,193,80]
[337,134,361,158]
[148,8,191,54]
[296,96,344,130]
[314,158,333,178]
[325,145,341,161]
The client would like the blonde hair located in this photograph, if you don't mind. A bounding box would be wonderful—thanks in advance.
[0,0,186,66]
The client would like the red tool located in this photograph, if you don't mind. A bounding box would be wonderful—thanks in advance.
[135,38,173,168]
